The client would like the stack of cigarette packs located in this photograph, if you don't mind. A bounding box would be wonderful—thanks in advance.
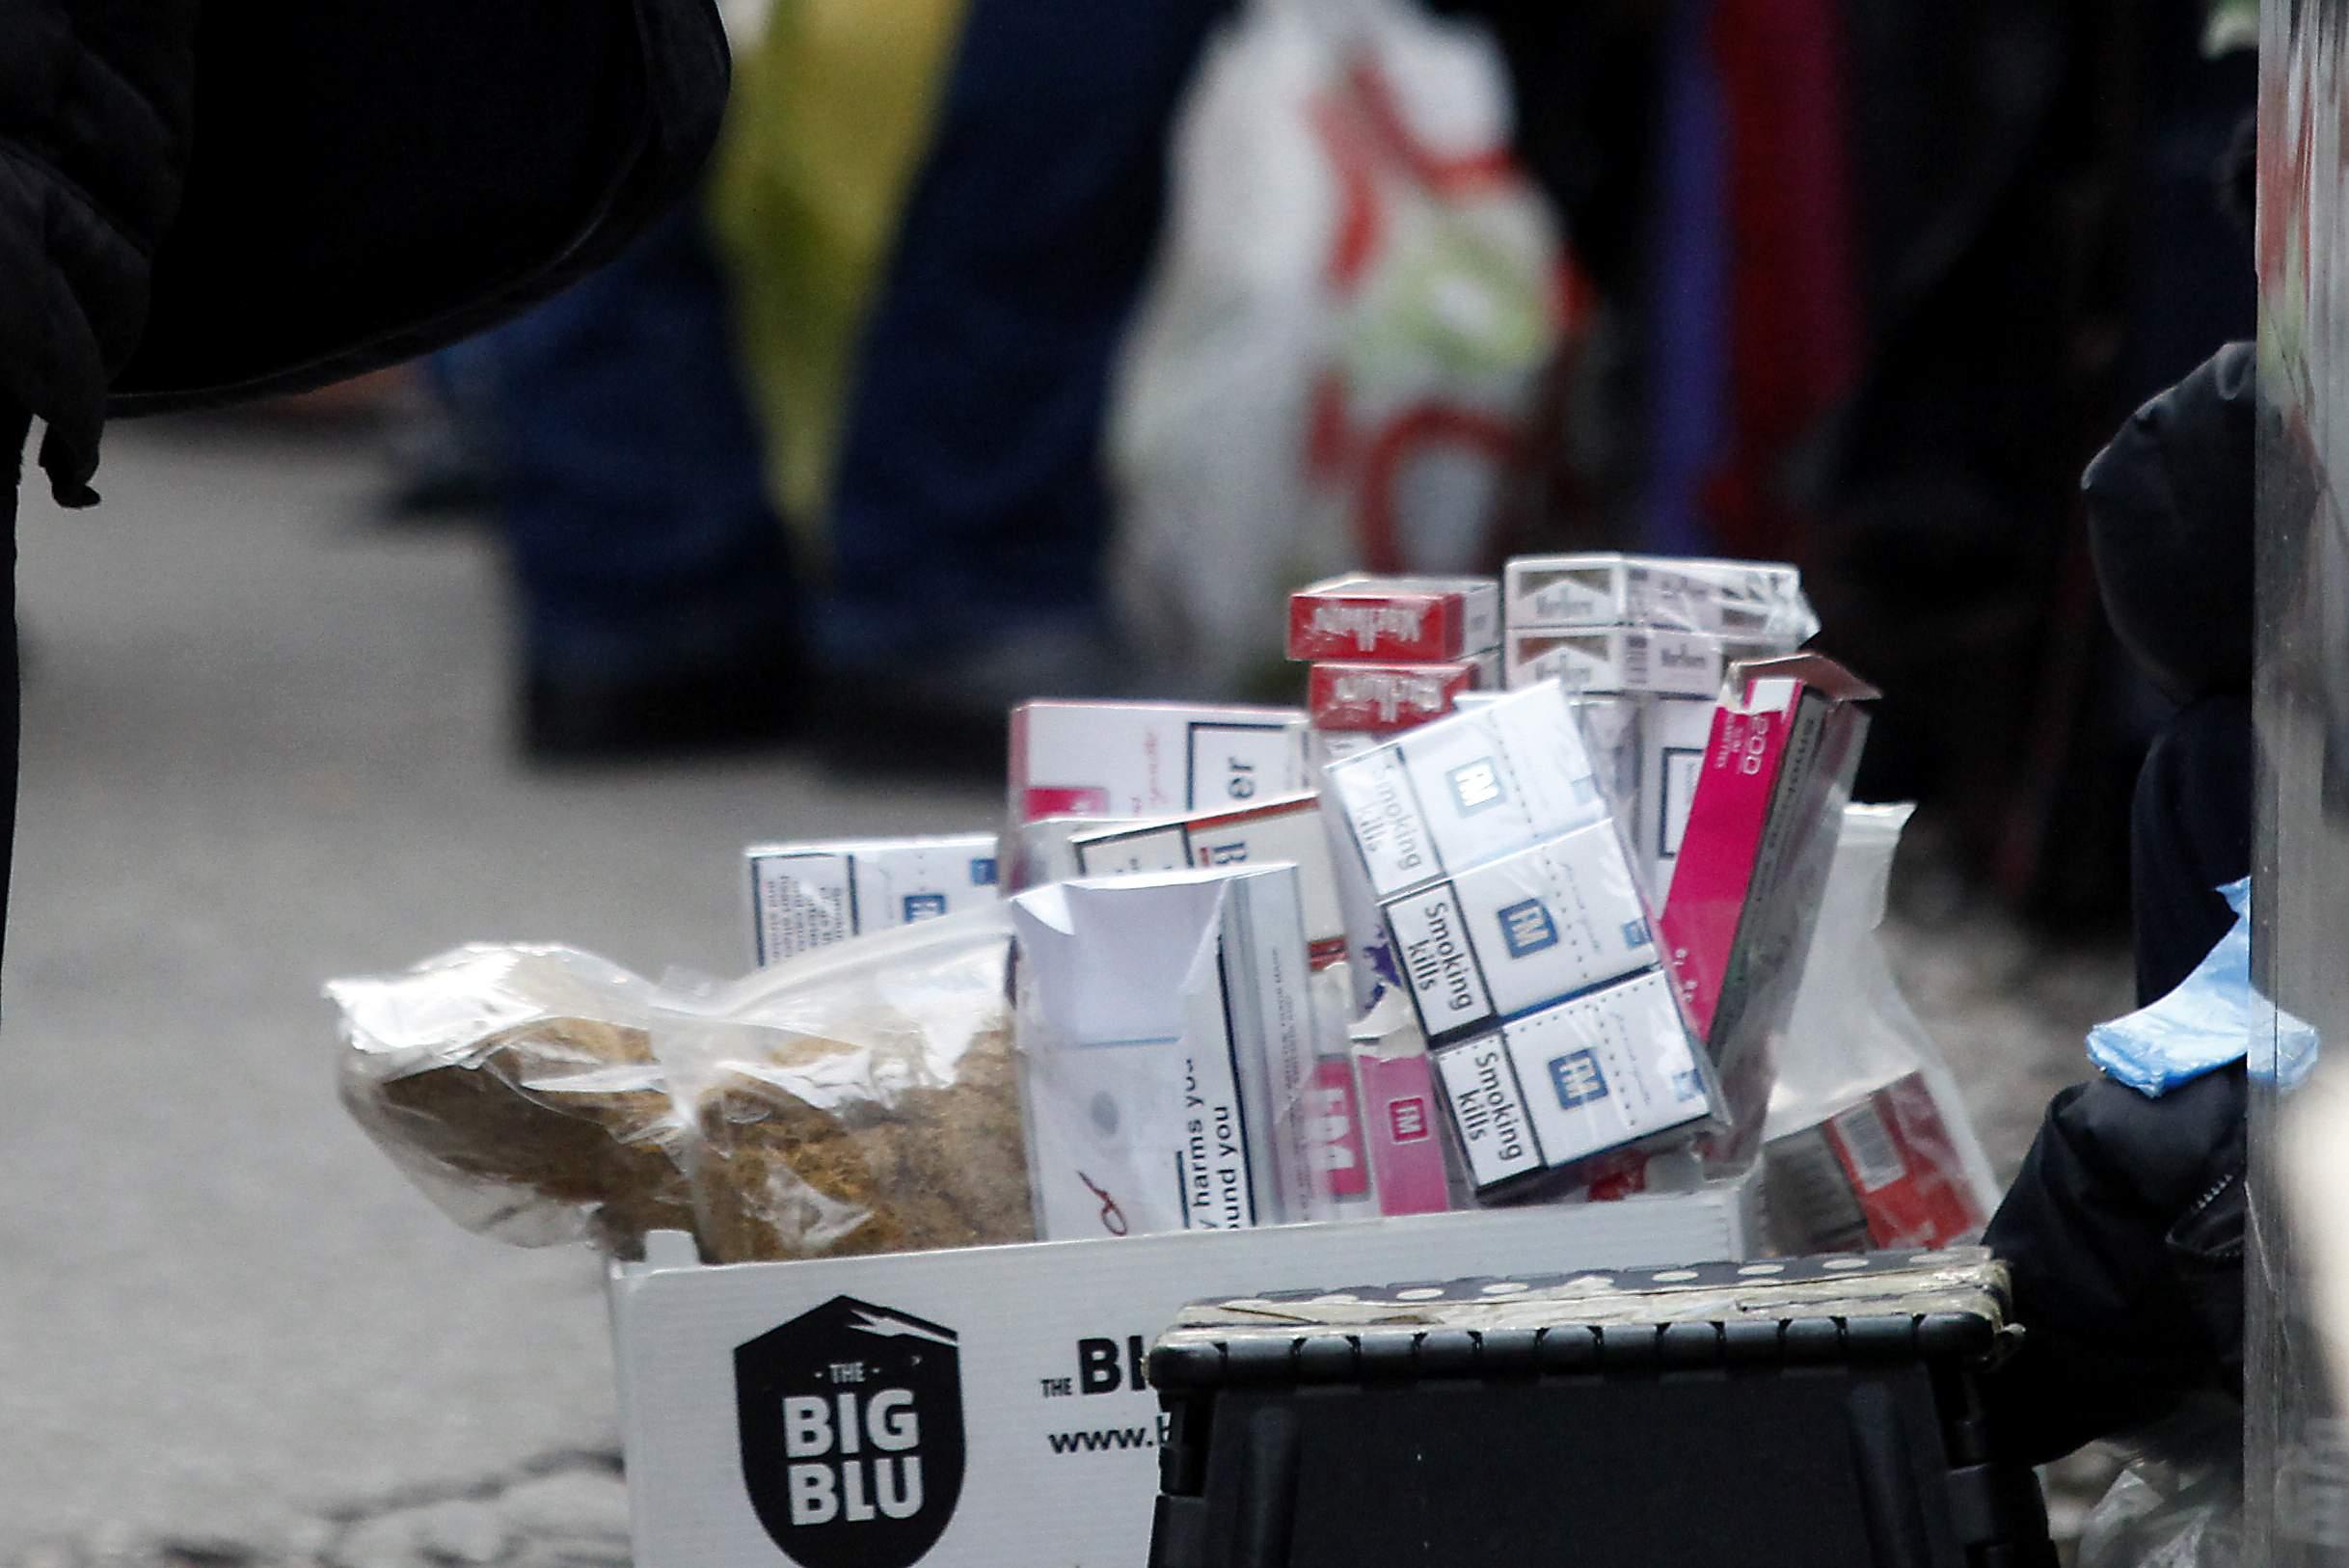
[1322,683,1721,1200]
[1286,575,1502,759]
[1498,552,1818,901]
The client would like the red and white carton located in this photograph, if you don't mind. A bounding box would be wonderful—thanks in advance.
[1657,655,1877,1068]
[1009,700,1309,826]
[1069,792,1348,967]
[1763,1073,1987,1252]
[1286,574,1501,663]
[1308,653,1498,734]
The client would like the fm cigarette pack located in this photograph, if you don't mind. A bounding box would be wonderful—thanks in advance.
[1658,655,1876,1067]
[1380,822,1656,1044]
[1010,867,1323,1241]
[1763,1073,1986,1253]
[1503,552,1817,642]
[1430,970,1717,1197]
[1307,653,1498,733]
[1347,995,1457,1216]
[744,835,1001,967]
[1069,793,1346,966]
[1322,682,1607,901]
[1009,701,1309,825]
[1285,574,1501,662]
[1499,625,1732,698]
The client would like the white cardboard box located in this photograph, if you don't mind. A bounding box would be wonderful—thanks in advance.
[610,1174,1761,1568]
[743,836,1001,968]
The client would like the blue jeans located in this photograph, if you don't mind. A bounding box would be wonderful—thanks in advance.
[461,205,796,687]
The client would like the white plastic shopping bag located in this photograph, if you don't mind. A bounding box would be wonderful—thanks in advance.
[1108,0,1564,690]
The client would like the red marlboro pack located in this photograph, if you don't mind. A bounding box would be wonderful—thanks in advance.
[1286,574,1501,663]
[1657,655,1876,1068]
[1308,654,1498,734]
[1764,1073,1986,1252]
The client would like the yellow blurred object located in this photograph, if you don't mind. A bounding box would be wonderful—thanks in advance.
[709,0,969,567]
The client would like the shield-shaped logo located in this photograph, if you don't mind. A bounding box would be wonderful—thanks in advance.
[737,1296,967,1568]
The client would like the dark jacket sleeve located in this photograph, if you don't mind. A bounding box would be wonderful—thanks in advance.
[1983,1065,2245,1465]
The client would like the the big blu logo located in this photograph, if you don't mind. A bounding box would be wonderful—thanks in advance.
[737,1297,968,1568]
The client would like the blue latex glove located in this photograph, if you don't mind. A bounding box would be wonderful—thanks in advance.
[2088,879,2318,1095]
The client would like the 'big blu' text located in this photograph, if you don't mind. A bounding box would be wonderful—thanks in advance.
[782,1391,926,1525]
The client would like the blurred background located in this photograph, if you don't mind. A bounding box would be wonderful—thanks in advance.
[0,0,2258,1561]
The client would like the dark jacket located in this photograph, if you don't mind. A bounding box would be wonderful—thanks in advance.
[2,0,731,503]
[1983,342,2257,1465]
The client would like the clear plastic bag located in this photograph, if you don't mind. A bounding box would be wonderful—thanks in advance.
[2077,1398,2245,1568]
[330,910,1036,1263]
[664,908,1034,1264]
[1760,803,2001,1253]
[330,943,694,1257]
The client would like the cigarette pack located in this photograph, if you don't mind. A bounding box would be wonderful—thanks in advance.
[1322,682,1608,901]
[1285,574,1501,663]
[1500,625,1749,697]
[1306,964,1377,1215]
[1503,552,1816,642]
[1009,700,1310,825]
[1070,793,1347,966]
[1658,655,1877,1067]
[1350,1014,1456,1217]
[1011,814,1148,891]
[742,834,1000,967]
[1431,971,1717,1198]
[1380,823,1656,1044]
[1763,1073,1986,1253]
[1010,866,1324,1240]
[1307,653,1498,733]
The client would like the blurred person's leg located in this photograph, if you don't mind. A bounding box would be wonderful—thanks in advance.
[817,0,1235,700]
[484,204,799,762]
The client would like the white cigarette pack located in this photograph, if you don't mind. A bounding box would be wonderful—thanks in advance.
[1381,822,1656,1044]
[1009,700,1310,825]
[1010,867,1323,1241]
[1504,552,1817,641]
[743,835,1001,967]
[1069,793,1346,966]
[1322,682,1607,900]
[1500,625,1732,697]
[1432,970,1715,1196]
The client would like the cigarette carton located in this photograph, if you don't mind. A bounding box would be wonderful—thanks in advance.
[1503,552,1816,642]
[1763,1073,1987,1253]
[1380,823,1656,1044]
[743,834,1000,967]
[1322,682,1607,901]
[1070,793,1347,966]
[1010,867,1323,1240]
[1009,701,1309,825]
[1431,971,1716,1197]
[1500,625,1729,697]
[1658,655,1877,1068]
[1308,653,1498,733]
[1286,574,1501,662]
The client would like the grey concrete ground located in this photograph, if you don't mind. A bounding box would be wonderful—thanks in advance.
[0,419,2136,1565]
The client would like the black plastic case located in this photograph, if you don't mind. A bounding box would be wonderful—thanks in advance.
[1146,1251,2054,1568]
